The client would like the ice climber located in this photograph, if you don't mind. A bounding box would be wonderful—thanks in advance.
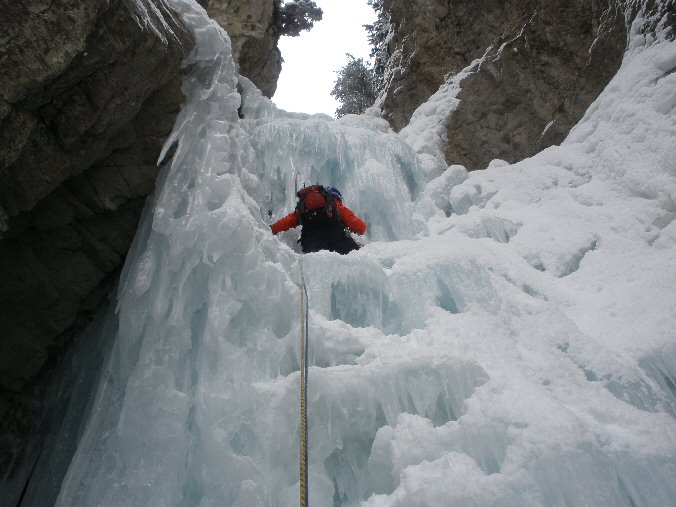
[271,185,367,254]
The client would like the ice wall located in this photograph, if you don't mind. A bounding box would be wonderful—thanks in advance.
[20,1,676,506]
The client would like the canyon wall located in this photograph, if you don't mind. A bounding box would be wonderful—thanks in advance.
[377,0,628,170]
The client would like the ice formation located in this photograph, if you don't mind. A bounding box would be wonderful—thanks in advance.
[22,1,676,506]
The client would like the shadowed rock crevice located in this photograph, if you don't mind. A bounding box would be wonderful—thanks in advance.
[0,23,191,387]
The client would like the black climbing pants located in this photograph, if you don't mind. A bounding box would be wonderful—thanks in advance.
[300,226,361,255]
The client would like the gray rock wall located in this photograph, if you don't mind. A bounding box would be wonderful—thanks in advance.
[379,0,627,170]
[0,1,193,502]
[208,0,282,97]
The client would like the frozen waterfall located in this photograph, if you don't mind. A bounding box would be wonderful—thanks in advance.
[21,1,676,506]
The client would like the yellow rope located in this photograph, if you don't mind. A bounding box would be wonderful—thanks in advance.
[299,256,309,507]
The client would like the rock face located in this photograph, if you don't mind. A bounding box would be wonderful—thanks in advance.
[0,0,193,501]
[208,0,282,97]
[378,0,627,170]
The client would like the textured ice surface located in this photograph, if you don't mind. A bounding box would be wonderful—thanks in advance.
[20,1,676,506]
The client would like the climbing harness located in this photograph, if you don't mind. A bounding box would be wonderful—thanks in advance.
[299,255,310,507]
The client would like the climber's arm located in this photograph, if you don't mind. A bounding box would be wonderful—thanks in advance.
[337,202,366,235]
[271,211,300,234]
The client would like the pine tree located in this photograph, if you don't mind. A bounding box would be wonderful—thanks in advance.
[274,0,323,38]
[330,55,377,117]
[364,0,389,95]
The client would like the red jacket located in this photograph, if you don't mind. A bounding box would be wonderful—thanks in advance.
[271,200,367,235]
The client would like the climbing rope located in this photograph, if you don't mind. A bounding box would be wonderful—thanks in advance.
[299,255,310,507]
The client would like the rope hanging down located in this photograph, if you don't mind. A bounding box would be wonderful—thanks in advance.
[299,256,310,507]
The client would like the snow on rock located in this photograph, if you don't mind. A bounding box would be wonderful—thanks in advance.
[23,1,676,506]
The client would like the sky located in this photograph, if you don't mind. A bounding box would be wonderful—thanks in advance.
[272,0,376,116]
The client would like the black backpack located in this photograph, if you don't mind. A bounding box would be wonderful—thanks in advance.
[296,185,340,228]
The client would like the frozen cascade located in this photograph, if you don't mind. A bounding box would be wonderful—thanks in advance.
[21,1,676,506]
